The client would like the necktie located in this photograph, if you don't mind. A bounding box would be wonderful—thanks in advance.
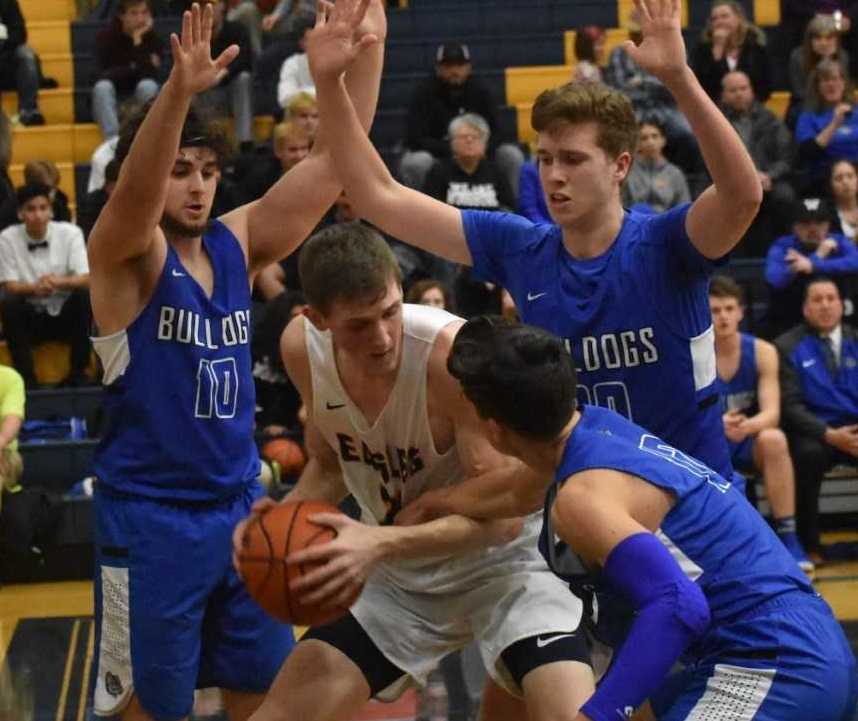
[822,335,839,374]
[27,241,48,252]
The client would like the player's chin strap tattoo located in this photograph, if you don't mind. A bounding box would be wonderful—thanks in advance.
[580,532,711,721]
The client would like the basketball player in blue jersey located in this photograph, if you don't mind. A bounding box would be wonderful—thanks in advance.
[86,2,386,720]
[709,275,812,574]
[304,0,762,483]
[445,315,858,721]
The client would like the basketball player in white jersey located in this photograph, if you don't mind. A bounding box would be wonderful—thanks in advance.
[235,222,596,721]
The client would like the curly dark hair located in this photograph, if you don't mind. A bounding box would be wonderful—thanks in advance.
[114,98,234,171]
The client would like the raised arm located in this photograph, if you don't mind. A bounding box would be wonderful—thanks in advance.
[625,0,761,260]
[230,0,387,273]
[306,0,471,264]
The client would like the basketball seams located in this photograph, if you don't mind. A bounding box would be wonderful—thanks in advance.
[283,500,304,625]
[251,514,276,598]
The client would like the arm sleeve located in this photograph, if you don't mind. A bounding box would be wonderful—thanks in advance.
[580,533,711,721]
[461,209,536,288]
[0,235,19,282]
[776,338,828,440]
[764,239,794,289]
[646,203,715,276]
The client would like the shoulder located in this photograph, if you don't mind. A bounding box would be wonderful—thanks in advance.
[774,325,807,355]
[280,314,311,389]
[754,337,778,368]
[427,316,466,405]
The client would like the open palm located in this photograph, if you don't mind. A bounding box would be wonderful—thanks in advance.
[169,3,239,96]
[623,0,686,82]
[306,0,379,84]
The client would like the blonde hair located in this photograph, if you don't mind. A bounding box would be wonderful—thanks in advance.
[286,91,317,117]
[703,1,766,48]
[272,120,311,149]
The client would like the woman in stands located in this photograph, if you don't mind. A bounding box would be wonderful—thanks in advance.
[787,14,850,129]
[691,0,772,102]
[796,59,858,192]
[829,159,858,242]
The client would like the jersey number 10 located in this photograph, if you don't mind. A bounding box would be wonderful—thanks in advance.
[195,358,239,419]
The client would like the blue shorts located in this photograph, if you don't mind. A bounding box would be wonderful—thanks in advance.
[730,437,755,472]
[92,483,295,721]
[651,593,857,721]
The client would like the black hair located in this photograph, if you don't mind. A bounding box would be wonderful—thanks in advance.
[803,275,842,302]
[448,316,577,441]
[16,182,52,208]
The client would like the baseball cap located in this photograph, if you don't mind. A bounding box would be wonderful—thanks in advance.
[436,42,471,64]
[793,197,832,223]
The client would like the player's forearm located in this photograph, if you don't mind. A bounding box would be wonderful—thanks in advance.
[442,463,549,520]
[741,409,777,436]
[377,514,523,561]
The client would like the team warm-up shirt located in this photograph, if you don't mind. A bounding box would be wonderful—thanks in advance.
[541,405,814,652]
[305,303,548,594]
[462,204,733,480]
[93,220,260,501]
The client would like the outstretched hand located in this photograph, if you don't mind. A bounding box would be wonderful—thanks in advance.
[306,0,380,85]
[169,3,239,97]
[622,0,687,84]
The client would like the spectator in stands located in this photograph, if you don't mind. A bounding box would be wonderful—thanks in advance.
[0,0,45,126]
[0,111,13,220]
[604,8,700,175]
[78,159,119,240]
[776,276,858,562]
[764,196,858,337]
[194,0,254,152]
[285,90,318,137]
[92,0,164,139]
[720,70,796,257]
[622,120,690,213]
[829,159,858,242]
[691,0,772,103]
[710,275,813,573]
[571,25,605,84]
[227,0,311,58]
[796,59,858,192]
[517,161,551,225]
[781,1,856,67]
[399,42,525,198]
[405,279,451,310]
[0,184,90,388]
[0,160,72,232]
[424,114,515,213]
[276,14,315,110]
[242,119,310,201]
[787,15,850,130]
[0,363,23,516]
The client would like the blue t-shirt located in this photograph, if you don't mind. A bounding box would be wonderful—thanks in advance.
[94,220,260,501]
[462,205,732,479]
[541,406,814,654]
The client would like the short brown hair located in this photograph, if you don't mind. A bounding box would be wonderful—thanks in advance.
[709,275,744,304]
[299,223,402,315]
[24,160,60,188]
[531,82,639,158]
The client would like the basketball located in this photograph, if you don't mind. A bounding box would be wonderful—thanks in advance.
[238,500,363,626]
[261,437,307,476]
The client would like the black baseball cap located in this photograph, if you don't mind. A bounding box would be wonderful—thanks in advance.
[793,197,832,223]
[436,42,471,64]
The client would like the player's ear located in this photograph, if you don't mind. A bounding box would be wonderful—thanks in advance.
[614,150,633,183]
[303,305,328,331]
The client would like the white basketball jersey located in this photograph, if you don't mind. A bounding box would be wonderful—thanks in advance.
[306,303,545,593]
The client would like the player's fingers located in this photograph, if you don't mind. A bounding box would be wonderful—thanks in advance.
[286,540,338,565]
[634,0,653,24]
[299,571,351,605]
[190,3,201,47]
[181,10,192,52]
[170,33,183,62]
[290,556,346,592]
[201,1,213,45]
[351,0,371,28]
[251,497,277,514]
[306,511,345,528]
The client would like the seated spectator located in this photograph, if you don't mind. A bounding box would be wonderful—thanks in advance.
[276,15,315,110]
[517,160,551,225]
[399,42,525,198]
[571,25,605,84]
[776,276,858,563]
[720,70,796,257]
[242,119,310,202]
[795,59,858,192]
[690,0,772,103]
[764,196,858,337]
[78,159,119,240]
[0,184,90,388]
[285,90,318,137]
[0,111,13,221]
[92,0,163,139]
[195,0,254,152]
[710,275,812,573]
[621,120,690,213]
[424,114,515,212]
[0,0,45,126]
[227,0,310,58]
[0,363,24,516]
[787,15,850,130]
[829,159,858,242]
[604,8,699,175]
[405,279,451,310]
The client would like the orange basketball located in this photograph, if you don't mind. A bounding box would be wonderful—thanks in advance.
[261,438,307,476]
[238,500,363,626]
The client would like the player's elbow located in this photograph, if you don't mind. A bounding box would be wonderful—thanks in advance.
[673,578,711,640]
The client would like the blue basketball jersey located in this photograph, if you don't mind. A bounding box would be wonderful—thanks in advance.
[541,405,813,633]
[719,333,758,415]
[93,221,260,501]
[463,205,733,479]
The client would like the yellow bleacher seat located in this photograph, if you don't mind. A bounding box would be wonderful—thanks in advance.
[2,88,74,125]
[754,0,780,26]
[41,53,75,89]
[506,66,574,108]
[0,342,97,385]
[19,0,76,23]
[765,91,790,120]
[27,20,71,55]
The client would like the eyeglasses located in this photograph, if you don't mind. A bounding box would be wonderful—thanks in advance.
[452,133,483,142]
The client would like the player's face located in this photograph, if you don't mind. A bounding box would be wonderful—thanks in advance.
[710,295,744,339]
[536,121,630,227]
[327,279,404,376]
[161,147,219,239]
[18,196,52,238]
[831,161,858,200]
[803,282,843,333]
